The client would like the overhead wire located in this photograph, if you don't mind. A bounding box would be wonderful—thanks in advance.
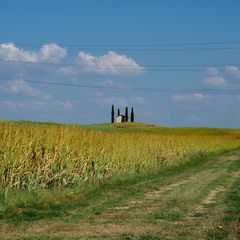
[0,78,240,95]
[1,40,240,47]
[0,40,239,51]
[0,59,239,72]
[0,40,240,95]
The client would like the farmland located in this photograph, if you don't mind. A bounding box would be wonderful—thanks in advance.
[0,121,239,191]
[0,121,240,239]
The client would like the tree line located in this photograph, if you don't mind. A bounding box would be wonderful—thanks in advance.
[111,105,134,123]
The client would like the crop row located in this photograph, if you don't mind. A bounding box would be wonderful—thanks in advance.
[0,122,239,191]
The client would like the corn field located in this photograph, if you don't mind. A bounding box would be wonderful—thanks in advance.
[0,121,239,191]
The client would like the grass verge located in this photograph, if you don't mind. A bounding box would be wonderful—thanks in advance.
[0,148,234,225]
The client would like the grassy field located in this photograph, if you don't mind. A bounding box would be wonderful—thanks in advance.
[0,121,239,239]
[0,121,239,191]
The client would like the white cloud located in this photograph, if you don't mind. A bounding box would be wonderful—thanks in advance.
[192,93,207,100]
[206,67,219,76]
[54,100,73,110]
[90,97,128,107]
[38,44,67,63]
[74,51,145,75]
[0,43,67,63]
[0,79,51,100]
[0,79,73,111]
[58,66,77,76]
[203,76,227,87]
[172,93,209,102]
[172,95,191,101]
[102,79,114,86]
[0,100,73,111]
[203,67,227,88]
[130,96,145,104]
[110,97,128,107]
[1,79,38,96]
[0,43,37,62]
[89,95,146,107]
[225,66,240,79]
[0,43,144,78]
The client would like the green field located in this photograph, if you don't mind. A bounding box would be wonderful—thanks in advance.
[0,121,239,239]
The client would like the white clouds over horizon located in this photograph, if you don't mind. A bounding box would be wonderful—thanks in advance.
[0,43,67,63]
[172,93,209,102]
[1,79,38,96]
[0,43,145,114]
[0,79,73,111]
[0,79,52,100]
[225,66,240,79]
[0,99,73,111]
[73,50,145,76]
[202,67,228,88]
[89,96,146,107]
[0,43,145,77]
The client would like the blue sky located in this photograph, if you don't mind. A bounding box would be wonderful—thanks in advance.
[1,0,240,127]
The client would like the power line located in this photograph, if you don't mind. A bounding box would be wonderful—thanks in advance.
[61,47,240,51]
[2,79,240,95]
[0,59,239,72]
[2,40,240,48]
[1,42,240,52]
[4,46,239,52]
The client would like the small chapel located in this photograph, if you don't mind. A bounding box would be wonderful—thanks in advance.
[111,105,134,123]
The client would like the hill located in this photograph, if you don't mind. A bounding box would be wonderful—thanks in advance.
[0,120,239,239]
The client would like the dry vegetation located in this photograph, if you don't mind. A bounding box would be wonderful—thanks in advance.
[0,121,239,239]
[0,121,239,192]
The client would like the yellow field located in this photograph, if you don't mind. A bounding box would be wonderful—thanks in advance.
[0,121,239,191]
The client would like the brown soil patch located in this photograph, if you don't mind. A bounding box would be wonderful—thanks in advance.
[145,179,190,199]
[0,221,162,239]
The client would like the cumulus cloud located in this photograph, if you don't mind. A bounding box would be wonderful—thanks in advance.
[38,44,67,63]
[172,93,209,102]
[0,43,37,62]
[225,66,240,79]
[0,43,145,78]
[0,79,51,100]
[203,76,227,87]
[203,67,227,87]
[73,50,145,75]
[0,43,67,63]
[206,67,219,76]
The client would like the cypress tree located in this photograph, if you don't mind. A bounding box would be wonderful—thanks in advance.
[117,108,120,116]
[111,105,114,123]
[130,107,134,122]
[125,106,129,122]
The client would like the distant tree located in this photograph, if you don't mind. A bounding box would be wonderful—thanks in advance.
[130,107,134,122]
[111,105,115,123]
[117,108,120,116]
[125,106,129,122]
